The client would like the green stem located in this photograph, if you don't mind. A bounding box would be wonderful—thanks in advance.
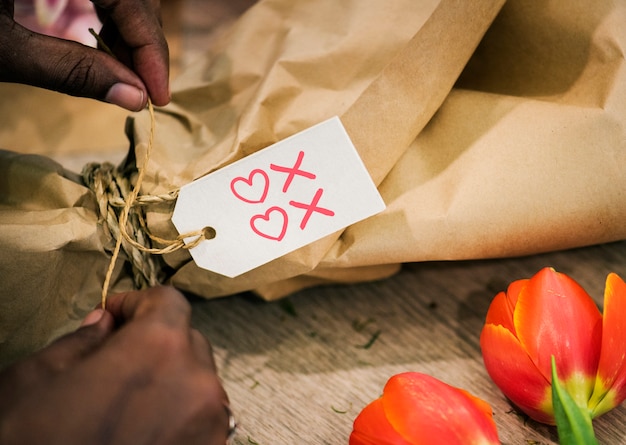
[551,356,599,445]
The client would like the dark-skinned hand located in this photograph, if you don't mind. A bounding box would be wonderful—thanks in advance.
[0,286,232,445]
[0,0,169,110]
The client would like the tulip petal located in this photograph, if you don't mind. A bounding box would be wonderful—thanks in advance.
[484,280,528,332]
[481,323,554,423]
[457,387,499,426]
[514,268,601,394]
[504,279,527,314]
[381,372,500,445]
[350,398,413,445]
[485,291,515,333]
[589,273,626,417]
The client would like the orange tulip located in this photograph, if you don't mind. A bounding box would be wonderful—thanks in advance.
[349,372,500,445]
[480,267,626,424]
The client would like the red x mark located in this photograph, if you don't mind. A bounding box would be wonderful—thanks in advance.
[289,188,335,230]
[270,150,316,193]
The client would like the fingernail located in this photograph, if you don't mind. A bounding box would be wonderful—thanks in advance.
[105,83,145,111]
[81,309,105,327]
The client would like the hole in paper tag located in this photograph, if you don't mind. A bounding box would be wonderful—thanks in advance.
[171,116,385,278]
[202,226,217,240]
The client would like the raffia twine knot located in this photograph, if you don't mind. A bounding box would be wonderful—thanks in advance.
[81,161,165,290]
[79,102,207,307]
[81,160,206,291]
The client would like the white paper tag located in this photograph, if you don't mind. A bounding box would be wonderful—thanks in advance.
[171,116,385,278]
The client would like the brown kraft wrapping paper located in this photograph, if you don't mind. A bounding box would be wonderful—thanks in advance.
[2,0,626,364]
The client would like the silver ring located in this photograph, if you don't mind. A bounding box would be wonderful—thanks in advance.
[224,404,237,444]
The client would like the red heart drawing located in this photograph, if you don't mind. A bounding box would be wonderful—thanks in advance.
[250,206,288,241]
[230,169,270,204]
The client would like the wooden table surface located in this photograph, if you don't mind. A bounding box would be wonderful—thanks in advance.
[190,240,626,445]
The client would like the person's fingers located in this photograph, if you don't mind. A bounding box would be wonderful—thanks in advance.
[0,19,148,110]
[35,310,115,372]
[81,308,107,327]
[105,286,192,328]
[0,0,13,16]
[93,0,169,105]
[190,329,218,371]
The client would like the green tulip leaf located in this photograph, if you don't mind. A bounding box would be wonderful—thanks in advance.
[551,357,599,445]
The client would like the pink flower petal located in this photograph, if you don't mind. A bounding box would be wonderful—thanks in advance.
[35,0,69,27]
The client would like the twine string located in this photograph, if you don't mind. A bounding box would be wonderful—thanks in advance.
[85,28,210,307]
[84,101,208,308]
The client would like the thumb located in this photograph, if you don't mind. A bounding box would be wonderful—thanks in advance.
[39,309,116,372]
[0,21,147,111]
